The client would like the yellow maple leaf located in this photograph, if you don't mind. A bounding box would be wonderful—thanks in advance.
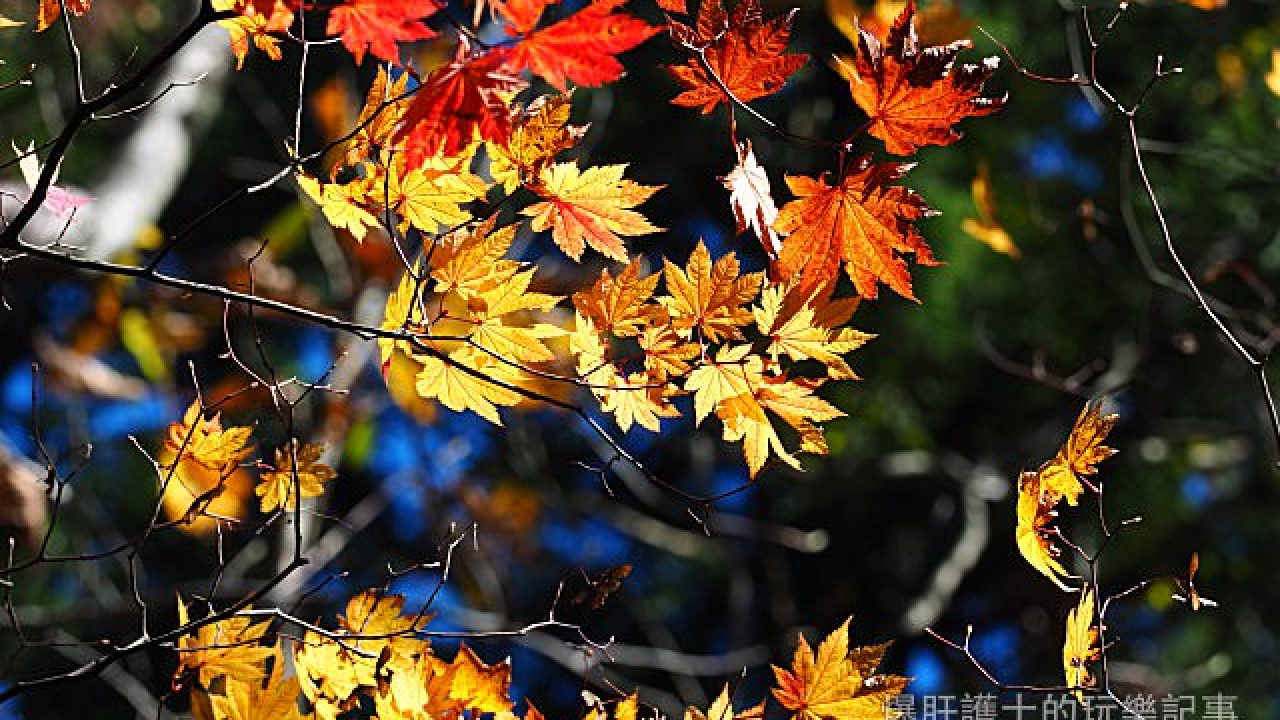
[1037,402,1119,506]
[1063,589,1101,701]
[429,217,522,299]
[298,173,378,242]
[772,618,910,720]
[686,345,843,477]
[1014,470,1074,591]
[489,93,587,193]
[202,651,306,720]
[159,402,255,535]
[165,401,255,472]
[212,0,294,70]
[687,685,765,720]
[415,348,527,426]
[255,441,336,513]
[572,259,663,337]
[523,162,663,262]
[389,153,488,234]
[176,599,274,689]
[660,241,764,343]
[754,281,874,381]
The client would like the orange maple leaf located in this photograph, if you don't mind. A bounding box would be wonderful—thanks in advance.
[326,0,440,65]
[522,162,663,262]
[397,43,527,166]
[772,618,909,720]
[501,0,660,90]
[846,0,1004,156]
[774,156,936,301]
[36,0,89,32]
[667,0,808,114]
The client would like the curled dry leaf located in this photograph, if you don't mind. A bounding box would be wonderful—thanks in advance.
[722,141,783,261]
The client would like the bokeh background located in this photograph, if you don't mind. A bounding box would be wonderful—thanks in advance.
[1,0,1279,717]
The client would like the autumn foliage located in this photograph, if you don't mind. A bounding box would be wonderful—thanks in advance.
[8,0,1242,714]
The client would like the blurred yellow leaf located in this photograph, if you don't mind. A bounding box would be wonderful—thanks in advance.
[961,162,1019,258]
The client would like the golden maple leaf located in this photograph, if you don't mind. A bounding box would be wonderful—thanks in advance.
[489,93,587,193]
[212,0,295,70]
[388,152,488,234]
[772,618,909,720]
[159,402,256,535]
[297,173,378,242]
[686,345,843,477]
[176,599,274,689]
[660,241,764,343]
[523,162,664,262]
[165,401,255,473]
[255,441,336,513]
[1063,589,1101,701]
[572,259,663,337]
[686,685,765,720]
[414,348,527,426]
[428,218,522,299]
[194,651,306,720]
[1037,402,1119,506]
[1014,470,1074,591]
[754,281,873,380]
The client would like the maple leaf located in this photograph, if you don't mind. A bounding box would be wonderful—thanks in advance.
[961,161,1019,258]
[176,599,274,689]
[1035,402,1119,506]
[774,157,936,301]
[686,685,765,720]
[415,348,528,425]
[325,0,440,65]
[492,0,557,34]
[387,152,489,234]
[660,241,763,343]
[297,173,378,242]
[398,44,527,165]
[572,259,663,337]
[202,653,306,720]
[501,0,659,90]
[772,618,910,720]
[1014,470,1074,592]
[573,317,680,432]
[213,0,295,70]
[523,162,664,262]
[488,94,587,193]
[845,0,1005,156]
[165,401,255,473]
[686,345,842,476]
[722,141,783,261]
[754,280,873,380]
[428,218,522,299]
[1063,589,1101,701]
[667,0,808,114]
[255,441,336,513]
[36,0,89,32]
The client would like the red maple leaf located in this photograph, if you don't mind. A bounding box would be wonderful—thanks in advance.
[325,0,440,65]
[499,0,659,91]
[773,155,937,301]
[666,0,808,114]
[396,44,528,166]
[847,0,1005,156]
[491,0,557,35]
